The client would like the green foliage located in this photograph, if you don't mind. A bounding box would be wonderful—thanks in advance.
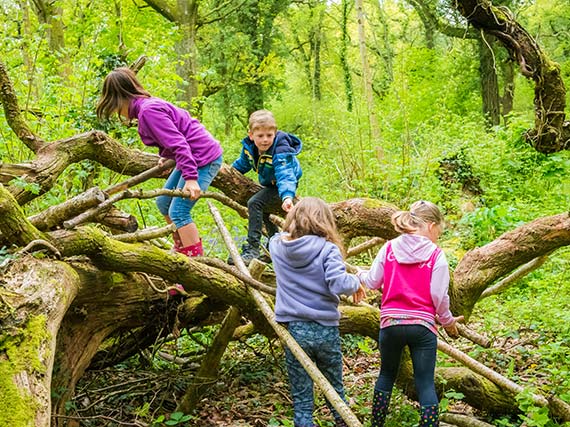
[152,412,193,427]
[458,204,525,247]
[2,0,570,425]
[439,390,465,413]
[516,389,557,427]
[8,177,41,195]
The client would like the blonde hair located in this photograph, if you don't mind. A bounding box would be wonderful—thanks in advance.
[249,109,277,132]
[282,197,345,256]
[96,67,150,120]
[391,200,444,234]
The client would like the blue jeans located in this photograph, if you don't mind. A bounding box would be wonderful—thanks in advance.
[375,324,438,406]
[156,156,222,228]
[285,321,346,426]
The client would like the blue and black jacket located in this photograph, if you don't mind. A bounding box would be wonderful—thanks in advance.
[232,131,302,200]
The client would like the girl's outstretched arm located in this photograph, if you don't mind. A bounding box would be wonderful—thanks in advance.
[323,244,360,296]
[357,244,387,291]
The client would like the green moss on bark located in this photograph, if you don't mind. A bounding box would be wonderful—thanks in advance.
[0,315,50,426]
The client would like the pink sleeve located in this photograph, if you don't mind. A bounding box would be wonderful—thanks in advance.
[358,244,387,291]
[430,251,454,326]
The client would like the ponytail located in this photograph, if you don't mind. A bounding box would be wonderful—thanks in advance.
[391,200,444,234]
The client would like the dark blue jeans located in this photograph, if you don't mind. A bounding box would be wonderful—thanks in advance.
[246,186,281,249]
[375,324,438,407]
[285,321,346,427]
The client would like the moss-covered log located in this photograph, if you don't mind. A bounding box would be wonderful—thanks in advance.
[0,257,80,427]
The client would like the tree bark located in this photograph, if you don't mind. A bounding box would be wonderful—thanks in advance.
[355,0,381,142]
[1,258,81,427]
[453,0,570,153]
[479,33,501,127]
[340,0,354,111]
[453,212,570,317]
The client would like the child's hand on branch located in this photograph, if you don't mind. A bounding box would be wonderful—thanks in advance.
[282,197,294,212]
[183,180,201,200]
[353,284,367,304]
[443,316,464,339]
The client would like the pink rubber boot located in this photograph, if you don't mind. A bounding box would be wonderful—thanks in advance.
[169,240,204,295]
[176,240,204,257]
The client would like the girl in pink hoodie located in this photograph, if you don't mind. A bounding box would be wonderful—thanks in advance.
[358,200,461,427]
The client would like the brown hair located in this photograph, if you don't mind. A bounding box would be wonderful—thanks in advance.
[391,200,444,234]
[282,197,345,256]
[249,109,277,132]
[96,67,150,120]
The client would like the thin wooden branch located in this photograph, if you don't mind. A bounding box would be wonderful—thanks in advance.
[437,341,570,422]
[440,413,495,427]
[104,160,175,195]
[63,187,280,231]
[140,272,190,297]
[19,239,61,258]
[113,224,176,243]
[455,324,491,348]
[346,237,384,258]
[480,254,550,299]
[197,257,276,296]
[201,191,285,228]
[207,201,362,427]
[28,187,107,231]
[129,55,147,74]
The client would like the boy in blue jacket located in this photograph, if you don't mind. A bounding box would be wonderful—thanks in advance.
[231,110,302,264]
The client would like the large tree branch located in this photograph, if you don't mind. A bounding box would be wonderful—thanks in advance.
[0,60,46,152]
[453,0,570,153]
[407,0,477,39]
[141,0,179,22]
[453,212,570,316]
[7,131,159,204]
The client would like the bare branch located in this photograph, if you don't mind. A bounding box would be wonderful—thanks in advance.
[141,0,178,22]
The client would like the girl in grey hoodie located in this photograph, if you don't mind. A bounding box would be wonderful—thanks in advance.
[269,197,365,427]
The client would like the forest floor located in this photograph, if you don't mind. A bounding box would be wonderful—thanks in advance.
[71,332,497,427]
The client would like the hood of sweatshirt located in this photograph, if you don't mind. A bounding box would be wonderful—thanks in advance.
[390,234,439,264]
[269,233,327,268]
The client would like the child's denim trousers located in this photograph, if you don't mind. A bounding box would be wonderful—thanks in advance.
[156,156,222,228]
[284,321,346,427]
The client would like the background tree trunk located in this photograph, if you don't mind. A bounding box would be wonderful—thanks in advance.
[479,33,501,127]
[355,0,381,142]
[340,0,354,111]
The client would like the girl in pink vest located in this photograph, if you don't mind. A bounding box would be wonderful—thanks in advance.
[358,200,461,427]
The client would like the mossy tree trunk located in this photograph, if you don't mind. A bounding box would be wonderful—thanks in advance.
[453,0,570,153]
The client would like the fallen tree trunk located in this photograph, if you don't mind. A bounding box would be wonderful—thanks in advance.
[452,212,570,317]
[0,257,81,427]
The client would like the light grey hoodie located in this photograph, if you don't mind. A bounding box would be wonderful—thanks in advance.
[269,233,360,326]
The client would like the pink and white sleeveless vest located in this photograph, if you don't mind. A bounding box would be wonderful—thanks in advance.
[381,242,441,325]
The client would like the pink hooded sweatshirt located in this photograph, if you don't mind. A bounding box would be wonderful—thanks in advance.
[359,234,455,332]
